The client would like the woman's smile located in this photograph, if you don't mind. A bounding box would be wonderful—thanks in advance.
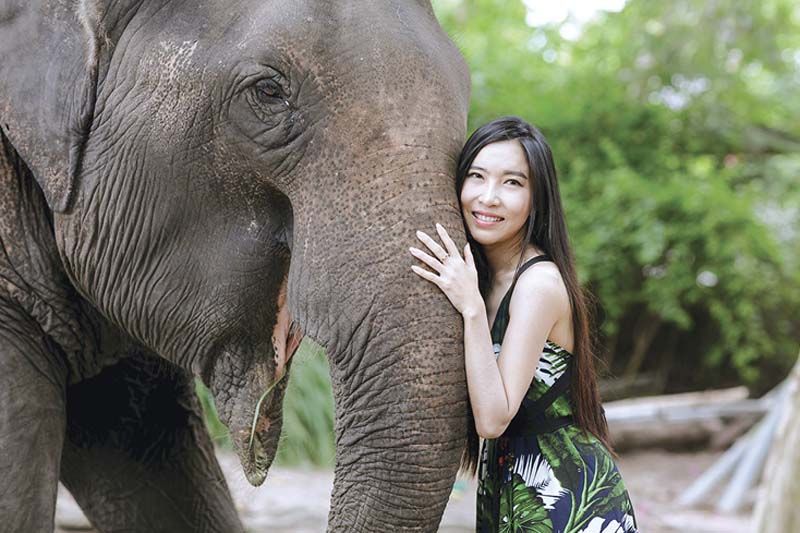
[472,210,505,227]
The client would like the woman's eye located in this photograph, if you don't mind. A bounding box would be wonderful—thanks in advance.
[506,179,522,186]
[467,172,483,179]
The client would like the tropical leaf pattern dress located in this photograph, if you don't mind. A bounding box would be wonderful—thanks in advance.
[476,256,638,533]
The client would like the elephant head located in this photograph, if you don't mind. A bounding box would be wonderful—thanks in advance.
[0,0,470,529]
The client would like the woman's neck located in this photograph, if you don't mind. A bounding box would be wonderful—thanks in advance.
[483,238,543,285]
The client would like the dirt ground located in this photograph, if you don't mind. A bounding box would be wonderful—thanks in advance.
[56,448,754,532]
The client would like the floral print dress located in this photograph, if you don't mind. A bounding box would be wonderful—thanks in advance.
[476,256,638,533]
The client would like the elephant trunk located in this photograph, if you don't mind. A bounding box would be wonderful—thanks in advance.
[328,307,467,530]
[288,142,470,529]
[283,12,471,521]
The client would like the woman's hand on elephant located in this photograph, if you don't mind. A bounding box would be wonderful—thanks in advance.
[410,224,483,316]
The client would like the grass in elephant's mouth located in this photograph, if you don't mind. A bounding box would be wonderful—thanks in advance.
[248,372,288,450]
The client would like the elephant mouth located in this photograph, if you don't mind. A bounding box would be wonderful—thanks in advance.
[241,370,290,486]
[239,287,303,486]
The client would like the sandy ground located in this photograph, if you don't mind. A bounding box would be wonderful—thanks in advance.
[56,448,753,532]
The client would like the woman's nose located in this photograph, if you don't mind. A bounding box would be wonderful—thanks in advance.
[478,186,499,206]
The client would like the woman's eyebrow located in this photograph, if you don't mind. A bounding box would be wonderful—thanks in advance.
[504,170,528,180]
[471,165,528,180]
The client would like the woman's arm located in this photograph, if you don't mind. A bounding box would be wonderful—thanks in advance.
[410,225,567,438]
[464,273,564,438]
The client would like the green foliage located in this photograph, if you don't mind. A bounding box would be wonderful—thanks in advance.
[434,0,800,391]
[273,340,335,467]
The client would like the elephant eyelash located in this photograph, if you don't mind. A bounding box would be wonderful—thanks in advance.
[250,66,291,99]
[245,69,293,127]
[255,79,282,101]
[254,75,290,102]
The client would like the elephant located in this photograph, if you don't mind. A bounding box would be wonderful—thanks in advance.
[0,1,471,531]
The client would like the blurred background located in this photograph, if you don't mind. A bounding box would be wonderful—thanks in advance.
[96,0,800,531]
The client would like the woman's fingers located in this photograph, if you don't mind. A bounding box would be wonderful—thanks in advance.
[435,223,461,258]
[464,243,475,267]
[409,247,443,272]
[411,265,442,287]
[415,230,448,261]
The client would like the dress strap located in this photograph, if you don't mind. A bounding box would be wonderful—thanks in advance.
[491,255,552,339]
[514,255,553,283]
[502,255,553,307]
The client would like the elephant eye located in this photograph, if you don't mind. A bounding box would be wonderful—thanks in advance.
[251,67,290,103]
[255,78,284,102]
[239,66,294,132]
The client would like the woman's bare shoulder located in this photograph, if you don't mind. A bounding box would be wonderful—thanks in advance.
[509,261,569,314]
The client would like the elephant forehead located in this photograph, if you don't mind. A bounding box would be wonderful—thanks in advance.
[216,1,468,103]
[149,40,199,82]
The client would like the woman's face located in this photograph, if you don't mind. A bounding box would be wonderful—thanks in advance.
[459,139,532,248]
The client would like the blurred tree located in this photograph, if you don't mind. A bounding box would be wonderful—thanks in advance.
[434,0,800,392]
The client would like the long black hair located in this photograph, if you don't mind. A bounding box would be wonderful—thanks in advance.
[457,116,611,475]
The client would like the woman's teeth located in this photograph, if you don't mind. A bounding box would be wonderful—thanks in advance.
[474,212,502,222]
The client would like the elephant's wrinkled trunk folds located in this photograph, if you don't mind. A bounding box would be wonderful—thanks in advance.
[287,139,470,529]
[329,306,468,531]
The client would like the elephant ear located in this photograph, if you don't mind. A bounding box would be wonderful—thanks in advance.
[0,0,109,213]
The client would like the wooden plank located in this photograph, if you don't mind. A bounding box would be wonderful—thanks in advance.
[676,423,754,507]
[752,353,800,532]
[717,385,788,512]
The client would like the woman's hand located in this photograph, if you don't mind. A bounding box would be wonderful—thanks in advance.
[410,223,484,317]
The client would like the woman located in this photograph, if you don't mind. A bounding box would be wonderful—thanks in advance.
[410,117,638,532]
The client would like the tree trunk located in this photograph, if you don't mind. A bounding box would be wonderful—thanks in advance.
[623,312,662,379]
[752,351,800,532]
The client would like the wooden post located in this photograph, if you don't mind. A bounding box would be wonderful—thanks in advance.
[752,352,800,532]
[717,394,785,512]
[677,421,752,507]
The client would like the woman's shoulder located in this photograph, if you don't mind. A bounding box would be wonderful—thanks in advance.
[508,260,569,315]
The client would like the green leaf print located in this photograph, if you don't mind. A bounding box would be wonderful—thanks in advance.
[563,450,623,533]
[538,431,585,489]
[478,441,502,532]
[529,378,551,400]
[574,444,633,520]
[499,473,553,533]
[547,396,573,418]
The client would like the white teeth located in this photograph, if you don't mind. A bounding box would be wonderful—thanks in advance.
[474,213,502,222]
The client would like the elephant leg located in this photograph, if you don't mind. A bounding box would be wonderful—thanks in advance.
[0,307,68,532]
[60,352,243,533]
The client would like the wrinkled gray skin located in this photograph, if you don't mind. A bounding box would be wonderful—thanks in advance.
[0,1,470,531]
